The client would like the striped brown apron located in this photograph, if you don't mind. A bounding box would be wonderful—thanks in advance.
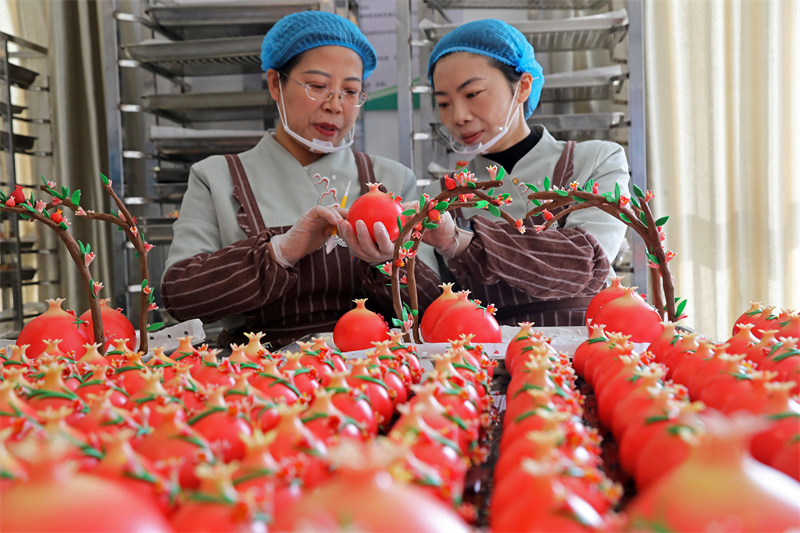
[216,151,378,350]
[446,140,597,327]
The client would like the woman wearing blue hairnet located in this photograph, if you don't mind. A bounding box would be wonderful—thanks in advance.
[161,11,440,349]
[417,19,630,326]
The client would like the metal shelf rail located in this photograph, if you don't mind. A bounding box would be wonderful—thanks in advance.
[100,0,359,325]
[395,0,648,291]
[0,31,57,334]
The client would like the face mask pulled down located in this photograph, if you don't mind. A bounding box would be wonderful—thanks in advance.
[277,82,355,154]
[439,82,522,158]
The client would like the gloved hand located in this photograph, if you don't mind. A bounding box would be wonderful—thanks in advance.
[404,201,473,259]
[269,206,346,268]
[337,219,395,264]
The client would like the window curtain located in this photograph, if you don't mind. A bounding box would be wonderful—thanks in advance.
[645,0,800,340]
[6,0,113,316]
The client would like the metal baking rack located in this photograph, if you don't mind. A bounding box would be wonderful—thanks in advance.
[135,90,277,125]
[540,65,627,103]
[101,0,360,333]
[0,131,36,153]
[0,61,39,89]
[144,1,331,41]
[411,65,627,104]
[0,31,58,335]
[426,0,610,9]
[419,9,629,61]
[530,111,628,141]
[396,0,648,291]
[122,36,264,80]
[150,127,266,163]
[0,103,26,120]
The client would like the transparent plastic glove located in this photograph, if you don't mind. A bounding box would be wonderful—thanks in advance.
[270,206,346,268]
[402,200,473,259]
[337,219,394,264]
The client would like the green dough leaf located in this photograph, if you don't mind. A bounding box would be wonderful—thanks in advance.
[487,204,501,217]
[646,253,660,265]
[70,190,81,205]
[655,215,670,227]
[583,178,594,192]
[147,322,165,332]
[402,240,414,250]
[619,213,633,224]
[633,183,645,198]
[543,176,551,191]
[101,173,110,186]
[524,183,539,192]
[474,200,488,209]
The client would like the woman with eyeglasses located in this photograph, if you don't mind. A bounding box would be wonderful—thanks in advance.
[161,11,439,349]
[416,19,631,327]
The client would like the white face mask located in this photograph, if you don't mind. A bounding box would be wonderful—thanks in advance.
[439,81,522,158]
[277,82,355,154]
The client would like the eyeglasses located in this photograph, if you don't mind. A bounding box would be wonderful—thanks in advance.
[279,71,369,108]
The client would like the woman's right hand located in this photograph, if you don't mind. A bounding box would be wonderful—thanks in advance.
[269,205,346,267]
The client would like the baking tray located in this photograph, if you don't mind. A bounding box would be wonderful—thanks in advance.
[419,9,628,52]
[529,111,626,131]
[0,240,35,253]
[145,1,327,41]
[0,103,26,119]
[0,132,37,153]
[155,183,188,203]
[426,0,609,8]
[531,112,627,142]
[151,127,265,162]
[0,267,37,286]
[123,36,263,78]
[142,90,277,123]
[154,167,191,183]
[540,65,625,103]
[0,62,39,89]
[140,217,177,244]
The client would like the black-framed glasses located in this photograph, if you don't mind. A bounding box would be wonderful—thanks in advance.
[279,71,369,108]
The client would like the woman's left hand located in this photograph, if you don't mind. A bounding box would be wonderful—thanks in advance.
[337,219,395,264]
[403,200,471,258]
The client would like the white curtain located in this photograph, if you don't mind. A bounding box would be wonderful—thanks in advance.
[645,0,800,340]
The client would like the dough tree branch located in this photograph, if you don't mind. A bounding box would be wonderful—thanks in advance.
[37,174,158,354]
[0,186,104,352]
[523,179,681,322]
[380,166,520,343]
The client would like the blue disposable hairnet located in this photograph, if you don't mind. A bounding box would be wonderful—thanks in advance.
[428,19,544,118]
[261,11,378,80]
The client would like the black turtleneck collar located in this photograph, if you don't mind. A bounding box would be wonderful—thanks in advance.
[483,128,542,174]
